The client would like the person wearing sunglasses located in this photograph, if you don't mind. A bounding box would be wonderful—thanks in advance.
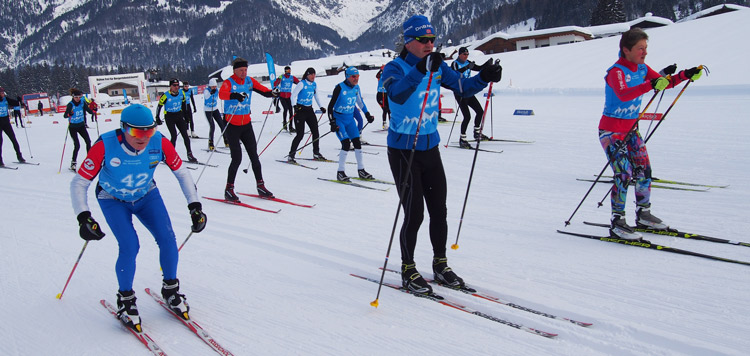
[380,15,503,296]
[273,65,300,133]
[70,103,207,332]
[155,78,198,163]
[327,66,376,182]
[63,88,96,171]
[287,67,327,162]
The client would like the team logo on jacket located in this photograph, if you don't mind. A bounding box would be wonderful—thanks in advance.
[83,158,95,171]
[109,157,121,167]
[342,90,347,95]
[625,74,632,82]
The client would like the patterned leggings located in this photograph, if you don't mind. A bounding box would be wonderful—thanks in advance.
[599,129,652,214]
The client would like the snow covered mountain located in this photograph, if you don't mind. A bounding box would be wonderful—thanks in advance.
[2,0,741,69]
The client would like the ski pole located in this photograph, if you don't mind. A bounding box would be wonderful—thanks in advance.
[295,130,333,153]
[372,70,435,308]
[452,78,495,250]
[243,103,293,172]
[21,123,33,159]
[443,97,463,148]
[56,241,89,300]
[255,100,275,145]
[57,127,70,173]
[94,112,100,137]
[195,104,240,185]
[490,84,495,139]
[298,113,325,156]
[595,77,696,208]
[177,231,193,252]
[563,89,661,226]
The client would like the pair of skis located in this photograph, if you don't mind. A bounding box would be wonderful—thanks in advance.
[0,161,39,170]
[101,288,233,355]
[203,192,315,213]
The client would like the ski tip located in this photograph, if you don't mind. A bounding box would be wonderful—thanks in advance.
[451,243,459,250]
[370,299,379,308]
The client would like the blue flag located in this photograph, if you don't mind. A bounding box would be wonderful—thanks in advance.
[265,52,276,88]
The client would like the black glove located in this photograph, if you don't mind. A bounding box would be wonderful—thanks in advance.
[272,88,280,97]
[659,64,677,76]
[155,116,163,125]
[188,202,206,233]
[210,88,217,95]
[329,117,339,132]
[365,112,374,123]
[77,211,105,241]
[229,92,247,102]
[193,107,197,113]
[319,107,326,114]
[479,64,503,83]
[294,104,303,112]
[415,53,444,74]
[683,67,702,80]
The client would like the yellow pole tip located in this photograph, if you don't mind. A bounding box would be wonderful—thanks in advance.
[370,300,379,308]
[55,293,62,299]
[451,244,459,250]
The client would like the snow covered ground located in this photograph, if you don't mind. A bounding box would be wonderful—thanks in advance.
[1,9,749,356]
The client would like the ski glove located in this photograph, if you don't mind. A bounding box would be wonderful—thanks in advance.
[416,53,443,74]
[659,64,677,76]
[293,104,304,112]
[272,88,280,97]
[210,88,217,95]
[193,107,197,113]
[155,115,163,125]
[188,202,207,233]
[365,112,374,123]
[683,67,702,81]
[319,107,326,114]
[479,64,503,83]
[229,92,247,102]
[77,211,105,241]
[329,117,339,133]
[651,77,669,91]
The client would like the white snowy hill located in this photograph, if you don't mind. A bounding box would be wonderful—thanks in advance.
[1,8,749,356]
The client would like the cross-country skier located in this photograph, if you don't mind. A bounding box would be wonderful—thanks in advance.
[0,88,26,165]
[599,28,703,240]
[70,103,207,332]
[64,88,95,170]
[380,15,502,295]
[155,78,198,163]
[203,78,226,150]
[375,65,391,129]
[327,66,375,182]
[219,57,278,202]
[181,81,198,138]
[273,66,300,133]
[287,67,327,162]
[450,47,493,148]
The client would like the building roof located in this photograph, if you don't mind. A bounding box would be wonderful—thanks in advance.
[677,4,749,22]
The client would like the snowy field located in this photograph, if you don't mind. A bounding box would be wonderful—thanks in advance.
[1,9,749,356]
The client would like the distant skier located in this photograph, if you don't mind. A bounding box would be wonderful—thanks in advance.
[599,27,703,240]
[70,103,206,332]
[375,65,390,129]
[287,67,327,162]
[88,98,98,123]
[218,57,278,202]
[13,95,24,128]
[155,78,197,163]
[203,78,226,150]
[181,81,198,138]
[0,88,26,165]
[380,15,502,295]
[450,47,493,148]
[273,66,300,132]
[64,88,95,171]
[327,66,375,182]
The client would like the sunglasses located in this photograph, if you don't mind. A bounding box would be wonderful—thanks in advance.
[122,123,157,139]
[170,83,179,87]
[413,36,436,44]
[73,95,82,99]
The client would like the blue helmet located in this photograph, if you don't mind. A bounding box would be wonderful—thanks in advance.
[121,104,155,128]
[345,67,359,76]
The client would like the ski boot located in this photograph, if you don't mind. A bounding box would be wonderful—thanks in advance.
[208,140,215,151]
[224,183,240,202]
[336,171,350,182]
[358,169,373,180]
[610,213,642,241]
[256,180,274,198]
[17,154,25,163]
[286,154,296,163]
[636,205,668,230]
[459,135,472,149]
[474,127,489,141]
[186,152,198,163]
[432,257,465,289]
[161,279,189,320]
[312,153,327,161]
[401,263,432,295]
[70,160,77,171]
[116,290,142,332]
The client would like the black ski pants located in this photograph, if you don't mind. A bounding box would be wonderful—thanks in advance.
[225,122,263,184]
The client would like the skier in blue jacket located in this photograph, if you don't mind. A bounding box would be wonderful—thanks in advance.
[380,15,502,295]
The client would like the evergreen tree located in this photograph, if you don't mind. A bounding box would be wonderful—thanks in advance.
[590,0,626,26]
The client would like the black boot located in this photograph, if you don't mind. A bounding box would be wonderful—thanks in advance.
[401,263,432,295]
[432,257,465,289]
[161,279,189,320]
[224,183,239,202]
[116,290,142,332]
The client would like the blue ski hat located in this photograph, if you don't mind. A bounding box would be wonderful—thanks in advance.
[403,15,435,44]
[121,104,155,128]
[345,67,359,76]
